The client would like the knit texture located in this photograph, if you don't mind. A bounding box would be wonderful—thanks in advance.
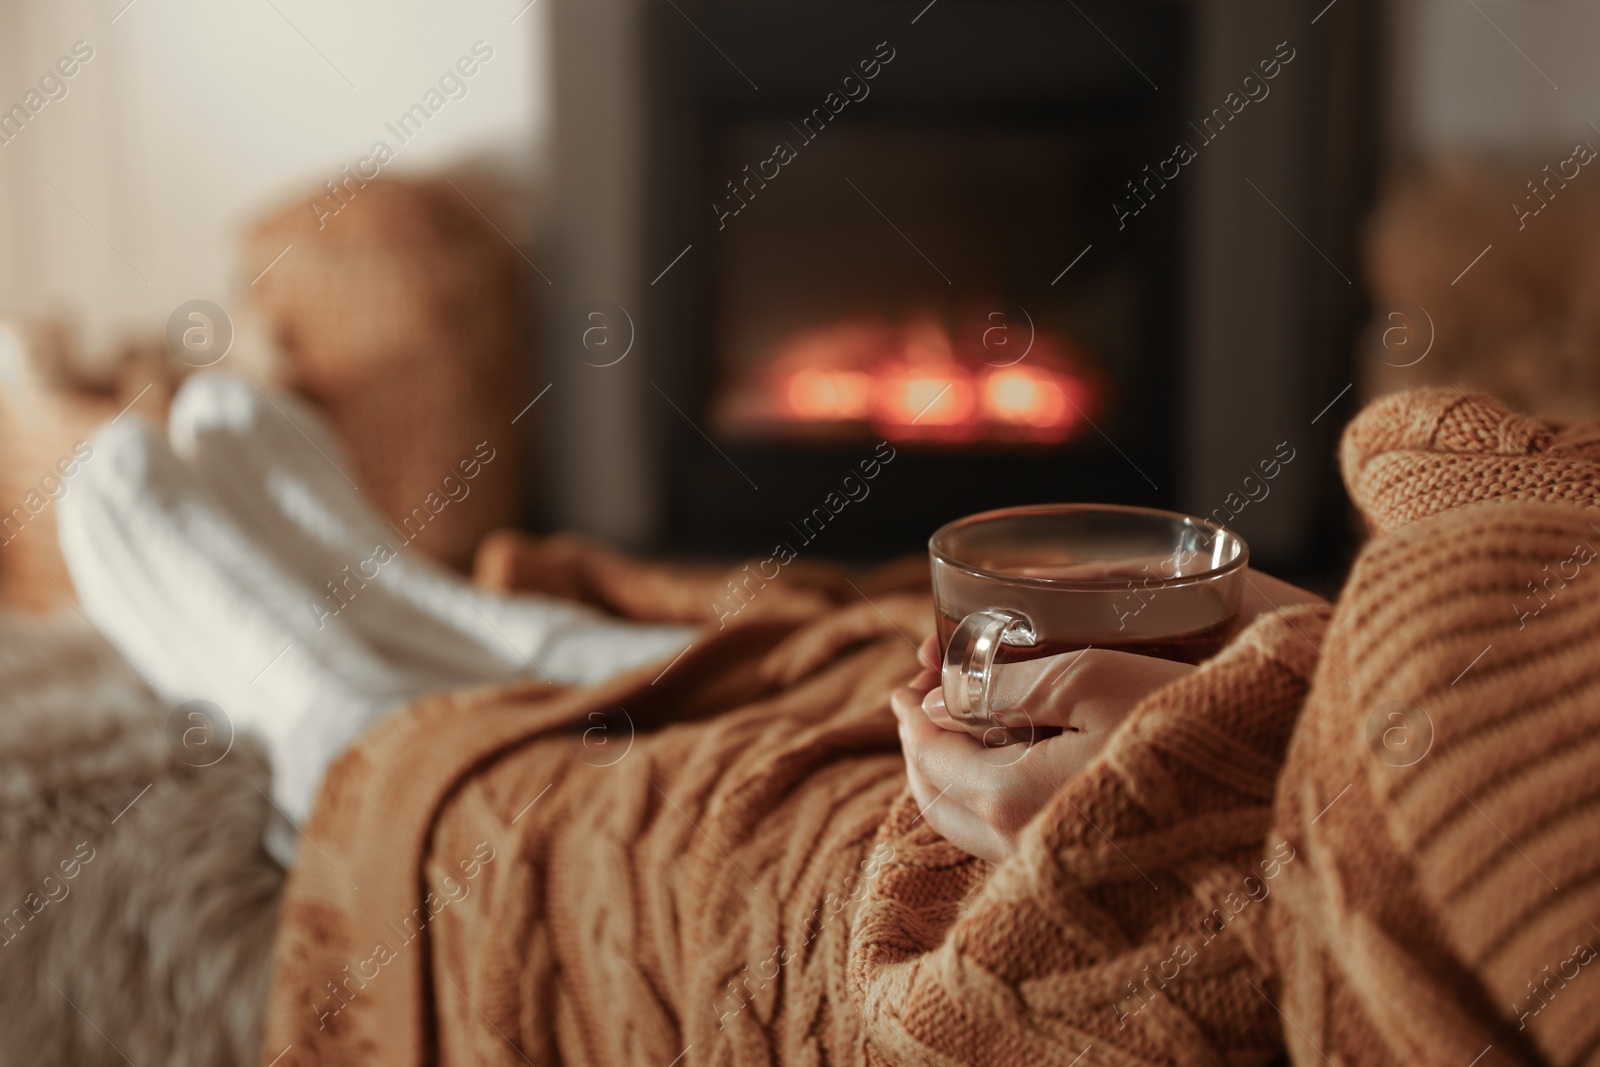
[260,386,1599,1066]
[261,553,1326,1064]
[245,178,525,570]
[1271,387,1600,1065]
[850,606,1324,1067]
[0,319,173,610]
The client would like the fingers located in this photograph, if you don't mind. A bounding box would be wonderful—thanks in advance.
[909,635,951,726]
[984,647,1194,732]
[920,685,971,734]
[893,693,1013,862]
[893,640,1205,866]
[985,647,1099,729]
[889,682,928,721]
[894,637,1204,867]
[896,691,1035,796]
[886,653,938,721]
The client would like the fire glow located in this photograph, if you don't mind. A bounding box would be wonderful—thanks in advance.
[723,316,1101,444]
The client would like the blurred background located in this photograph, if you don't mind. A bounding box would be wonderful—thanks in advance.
[3,0,1597,603]
[8,6,1600,1062]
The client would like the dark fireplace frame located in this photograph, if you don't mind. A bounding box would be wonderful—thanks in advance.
[542,0,1383,572]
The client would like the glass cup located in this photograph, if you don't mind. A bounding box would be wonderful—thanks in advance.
[929,504,1249,729]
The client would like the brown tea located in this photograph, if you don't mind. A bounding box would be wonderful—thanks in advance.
[935,608,1239,666]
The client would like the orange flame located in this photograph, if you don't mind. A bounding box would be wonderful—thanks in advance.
[786,368,873,419]
[750,314,1101,444]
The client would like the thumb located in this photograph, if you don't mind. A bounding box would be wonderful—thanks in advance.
[984,647,1195,733]
[983,647,1101,729]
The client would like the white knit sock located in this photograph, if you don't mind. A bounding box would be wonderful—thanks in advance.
[167,372,694,687]
[60,377,695,862]
[57,417,427,837]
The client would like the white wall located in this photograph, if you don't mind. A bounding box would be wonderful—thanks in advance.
[0,0,545,360]
[1394,0,1600,155]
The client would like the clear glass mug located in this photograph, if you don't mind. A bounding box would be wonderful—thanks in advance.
[930,504,1249,729]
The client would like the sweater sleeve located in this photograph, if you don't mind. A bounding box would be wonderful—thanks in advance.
[1269,498,1600,1067]
[849,604,1330,1067]
[1340,387,1600,534]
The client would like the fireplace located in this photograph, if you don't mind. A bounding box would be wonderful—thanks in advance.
[708,123,1119,448]
[544,0,1381,568]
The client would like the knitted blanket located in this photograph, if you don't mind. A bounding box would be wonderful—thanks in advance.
[261,388,1595,1066]
[260,566,1320,1063]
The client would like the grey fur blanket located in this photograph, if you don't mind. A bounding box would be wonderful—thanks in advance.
[0,611,280,1066]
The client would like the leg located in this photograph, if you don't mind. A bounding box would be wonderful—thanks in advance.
[168,372,694,686]
[57,418,424,830]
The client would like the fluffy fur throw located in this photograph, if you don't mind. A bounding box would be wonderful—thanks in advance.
[0,612,282,1067]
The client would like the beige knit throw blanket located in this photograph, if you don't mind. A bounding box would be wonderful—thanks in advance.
[261,388,1599,1066]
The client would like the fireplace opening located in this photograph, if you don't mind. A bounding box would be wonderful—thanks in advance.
[612,1,1204,556]
[709,123,1119,448]
[718,313,1104,445]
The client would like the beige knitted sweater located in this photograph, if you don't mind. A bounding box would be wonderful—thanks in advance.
[1270,388,1600,1066]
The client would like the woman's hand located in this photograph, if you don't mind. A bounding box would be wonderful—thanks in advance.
[886,569,1324,863]
[890,635,1195,862]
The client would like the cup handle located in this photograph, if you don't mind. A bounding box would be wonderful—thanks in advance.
[941,609,1037,727]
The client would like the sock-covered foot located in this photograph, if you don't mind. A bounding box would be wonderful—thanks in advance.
[166,372,525,686]
[57,417,434,830]
[167,371,695,685]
